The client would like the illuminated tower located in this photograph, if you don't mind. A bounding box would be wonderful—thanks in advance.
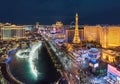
[73,13,80,43]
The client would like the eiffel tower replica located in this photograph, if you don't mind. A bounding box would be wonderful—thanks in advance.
[73,13,81,44]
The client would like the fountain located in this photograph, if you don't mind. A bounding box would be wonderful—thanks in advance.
[16,41,42,78]
[16,49,30,58]
[29,41,42,78]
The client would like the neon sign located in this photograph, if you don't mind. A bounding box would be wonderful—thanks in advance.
[108,64,120,77]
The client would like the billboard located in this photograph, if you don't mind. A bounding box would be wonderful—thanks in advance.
[108,64,120,77]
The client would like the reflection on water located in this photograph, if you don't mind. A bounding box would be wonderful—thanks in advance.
[8,42,61,84]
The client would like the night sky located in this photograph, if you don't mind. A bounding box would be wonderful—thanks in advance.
[0,0,120,25]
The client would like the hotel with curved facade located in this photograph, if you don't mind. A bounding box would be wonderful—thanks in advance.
[0,23,25,40]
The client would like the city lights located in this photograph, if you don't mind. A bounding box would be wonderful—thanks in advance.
[0,7,120,83]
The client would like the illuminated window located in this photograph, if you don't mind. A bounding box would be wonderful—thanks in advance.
[109,56,114,62]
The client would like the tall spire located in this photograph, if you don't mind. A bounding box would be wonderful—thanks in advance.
[73,13,81,44]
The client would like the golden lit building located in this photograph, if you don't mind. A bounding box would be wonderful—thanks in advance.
[11,25,25,39]
[66,43,73,52]
[105,26,120,47]
[0,23,12,40]
[84,25,120,48]
[0,23,3,40]
[84,25,101,42]
[0,23,25,40]
[55,34,65,39]
[101,49,118,63]
[52,21,63,29]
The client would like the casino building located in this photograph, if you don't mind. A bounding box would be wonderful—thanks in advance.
[84,25,120,48]
[0,23,25,40]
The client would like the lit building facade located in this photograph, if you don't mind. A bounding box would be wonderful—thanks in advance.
[101,50,116,63]
[105,26,120,47]
[101,49,120,63]
[52,21,63,29]
[0,23,12,40]
[0,23,25,40]
[11,25,25,39]
[84,25,101,42]
[84,25,120,48]
[0,23,3,40]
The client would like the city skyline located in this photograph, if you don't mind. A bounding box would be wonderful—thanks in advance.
[1,3,120,83]
[0,0,120,25]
